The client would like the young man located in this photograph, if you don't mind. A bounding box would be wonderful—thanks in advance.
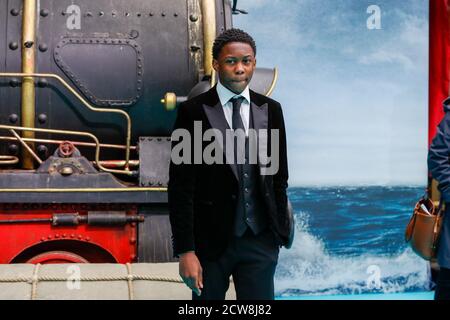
[168,28,290,300]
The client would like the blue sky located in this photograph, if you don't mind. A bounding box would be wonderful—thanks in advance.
[234,0,429,186]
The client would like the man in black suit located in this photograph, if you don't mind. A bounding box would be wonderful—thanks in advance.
[168,28,290,300]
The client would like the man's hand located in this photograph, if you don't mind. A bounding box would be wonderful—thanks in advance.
[179,252,203,296]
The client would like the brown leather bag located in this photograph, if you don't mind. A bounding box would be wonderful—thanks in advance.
[405,197,444,261]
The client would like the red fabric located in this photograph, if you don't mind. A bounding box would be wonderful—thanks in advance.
[429,0,450,145]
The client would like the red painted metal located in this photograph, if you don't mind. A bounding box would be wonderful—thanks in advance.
[0,204,138,264]
[27,251,89,264]
[429,0,450,145]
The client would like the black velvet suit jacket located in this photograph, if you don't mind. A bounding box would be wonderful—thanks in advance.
[168,86,289,261]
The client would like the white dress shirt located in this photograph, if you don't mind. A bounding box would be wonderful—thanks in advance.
[216,80,251,136]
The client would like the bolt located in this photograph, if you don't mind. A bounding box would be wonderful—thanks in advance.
[24,41,34,48]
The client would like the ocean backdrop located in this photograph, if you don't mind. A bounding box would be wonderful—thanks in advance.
[275,186,431,297]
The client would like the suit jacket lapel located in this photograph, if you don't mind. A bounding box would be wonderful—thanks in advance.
[202,89,240,181]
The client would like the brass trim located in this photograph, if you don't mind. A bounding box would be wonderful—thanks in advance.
[0,187,167,192]
[0,73,132,171]
[21,0,38,169]
[9,129,42,164]
[0,155,19,165]
[266,67,278,97]
[201,0,216,78]
[0,136,137,151]
[0,124,133,176]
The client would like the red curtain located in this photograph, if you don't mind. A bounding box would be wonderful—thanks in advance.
[429,0,450,145]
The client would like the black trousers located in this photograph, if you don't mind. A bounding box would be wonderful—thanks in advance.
[435,267,450,300]
[192,228,280,300]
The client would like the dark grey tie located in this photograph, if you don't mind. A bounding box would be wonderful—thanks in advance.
[231,96,245,131]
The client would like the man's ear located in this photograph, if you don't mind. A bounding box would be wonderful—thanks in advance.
[212,59,219,71]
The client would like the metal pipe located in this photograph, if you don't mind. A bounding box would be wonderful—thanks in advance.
[0,136,137,151]
[201,0,216,78]
[266,67,278,97]
[21,0,38,169]
[9,129,42,164]
[0,73,133,171]
[0,124,134,176]
[0,155,19,165]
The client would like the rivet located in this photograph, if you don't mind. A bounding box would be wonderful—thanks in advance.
[39,43,48,52]
[161,12,166,17]
[10,9,20,16]
[71,234,75,238]
[40,9,49,17]
[37,79,48,88]
[130,238,136,244]
[125,12,130,17]
[189,14,198,22]
[9,42,18,50]
[40,237,45,242]
[78,235,82,239]
[174,13,178,17]
[86,12,93,17]
[99,11,104,16]
[37,145,48,155]
[9,79,19,87]
[8,144,18,155]
[38,113,47,124]
[86,237,90,241]
[137,13,141,17]
[62,234,67,238]
[48,235,52,240]
[149,12,154,17]
[9,114,18,124]
[55,234,60,238]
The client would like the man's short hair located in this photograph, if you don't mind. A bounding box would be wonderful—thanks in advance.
[212,28,257,60]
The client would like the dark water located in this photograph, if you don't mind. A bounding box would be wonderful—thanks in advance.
[275,186,431,297]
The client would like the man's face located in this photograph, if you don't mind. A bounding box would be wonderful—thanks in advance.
[213,42,256,94]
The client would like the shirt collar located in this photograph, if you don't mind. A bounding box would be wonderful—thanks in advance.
[216,79,250,107]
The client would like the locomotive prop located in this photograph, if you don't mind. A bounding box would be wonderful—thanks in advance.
[0,0,279,264]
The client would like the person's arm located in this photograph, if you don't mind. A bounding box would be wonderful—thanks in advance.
[272,102,289,242]
[168,102,203,295]
[428,111,450,202]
